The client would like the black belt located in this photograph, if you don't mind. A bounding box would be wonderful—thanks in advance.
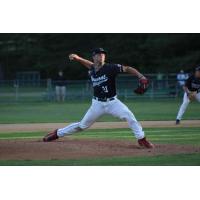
[93,96,115,102]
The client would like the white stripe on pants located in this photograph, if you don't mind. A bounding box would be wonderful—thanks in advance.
[176,92,200,120]
[57,98,145,139]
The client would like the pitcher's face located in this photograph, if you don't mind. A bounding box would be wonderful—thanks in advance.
[93,53,106,64]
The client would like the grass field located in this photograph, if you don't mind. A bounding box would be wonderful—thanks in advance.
[0,154,200,166]
[0,99,199,166]
[0,99,199,123]
[0,127,200,166]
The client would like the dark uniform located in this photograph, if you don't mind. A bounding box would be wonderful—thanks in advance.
[54,73,66,102]
[55,74,66,86]
[89,63,123,99]
[185,75,200,93]
[176,74,200,122]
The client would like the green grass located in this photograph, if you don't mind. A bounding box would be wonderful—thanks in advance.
[0,154,200,166]
[0,99,199,123]
[0,127,200,166]
[1,127,200,145]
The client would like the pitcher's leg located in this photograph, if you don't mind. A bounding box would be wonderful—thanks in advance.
[176,93,190,120]
[107,99,144,139]
[57,100,104,137]
[57,122,82,137]
[107,99,153,148]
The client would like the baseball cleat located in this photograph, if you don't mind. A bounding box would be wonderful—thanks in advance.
[138,137,154,148]
[43,129,58,142]
[176,119,180,125]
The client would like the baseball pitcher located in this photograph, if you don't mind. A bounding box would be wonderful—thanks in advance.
[43,48,154,148]
[176,66,200,124]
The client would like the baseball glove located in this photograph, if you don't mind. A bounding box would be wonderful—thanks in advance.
[134,78,149,95]
[187,91,197,101]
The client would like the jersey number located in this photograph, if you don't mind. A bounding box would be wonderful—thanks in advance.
[102,86,108,93]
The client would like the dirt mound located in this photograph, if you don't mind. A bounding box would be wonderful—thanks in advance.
[0,138,199,160]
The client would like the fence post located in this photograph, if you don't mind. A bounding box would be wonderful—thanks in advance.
[124,89,127,101]
[47,78,52,101]
[14,80,19,101]
[151,80,154,99]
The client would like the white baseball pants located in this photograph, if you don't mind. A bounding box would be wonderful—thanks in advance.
[57,97,145,139]
[176,92,200,120]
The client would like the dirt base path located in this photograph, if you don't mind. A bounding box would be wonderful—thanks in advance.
[0,138,199,160]
[0,120,199,133]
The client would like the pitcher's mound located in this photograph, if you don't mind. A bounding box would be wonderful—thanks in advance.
[0,138,199,160]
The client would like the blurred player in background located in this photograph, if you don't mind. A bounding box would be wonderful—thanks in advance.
[176,67,200,124]
[55,70,66,102]
[177,70,188,87]
[176,70,188,97]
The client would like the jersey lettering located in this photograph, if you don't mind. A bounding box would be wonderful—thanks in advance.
[102,86,108,93]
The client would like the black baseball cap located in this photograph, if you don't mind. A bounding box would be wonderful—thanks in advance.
[195,66,200,71]
[92,48,107,56]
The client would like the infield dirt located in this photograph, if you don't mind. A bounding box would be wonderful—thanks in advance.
[0,120,199,161]
[0,120,199,133]
[0,138,200,160]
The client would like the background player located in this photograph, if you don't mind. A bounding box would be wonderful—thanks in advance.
[176,66,200,124]
[54,70,66,102]
[43,48,154,148]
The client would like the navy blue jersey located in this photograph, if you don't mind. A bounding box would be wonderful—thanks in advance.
[54,74,66,86]
[185,75,200,92]
[89,63,124,98]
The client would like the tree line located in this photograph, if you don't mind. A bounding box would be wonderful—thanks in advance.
[0,33,200,80]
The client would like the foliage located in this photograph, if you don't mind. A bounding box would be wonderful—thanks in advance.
[1,33,200,79]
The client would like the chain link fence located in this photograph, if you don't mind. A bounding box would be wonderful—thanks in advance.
[0,74,184,103]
